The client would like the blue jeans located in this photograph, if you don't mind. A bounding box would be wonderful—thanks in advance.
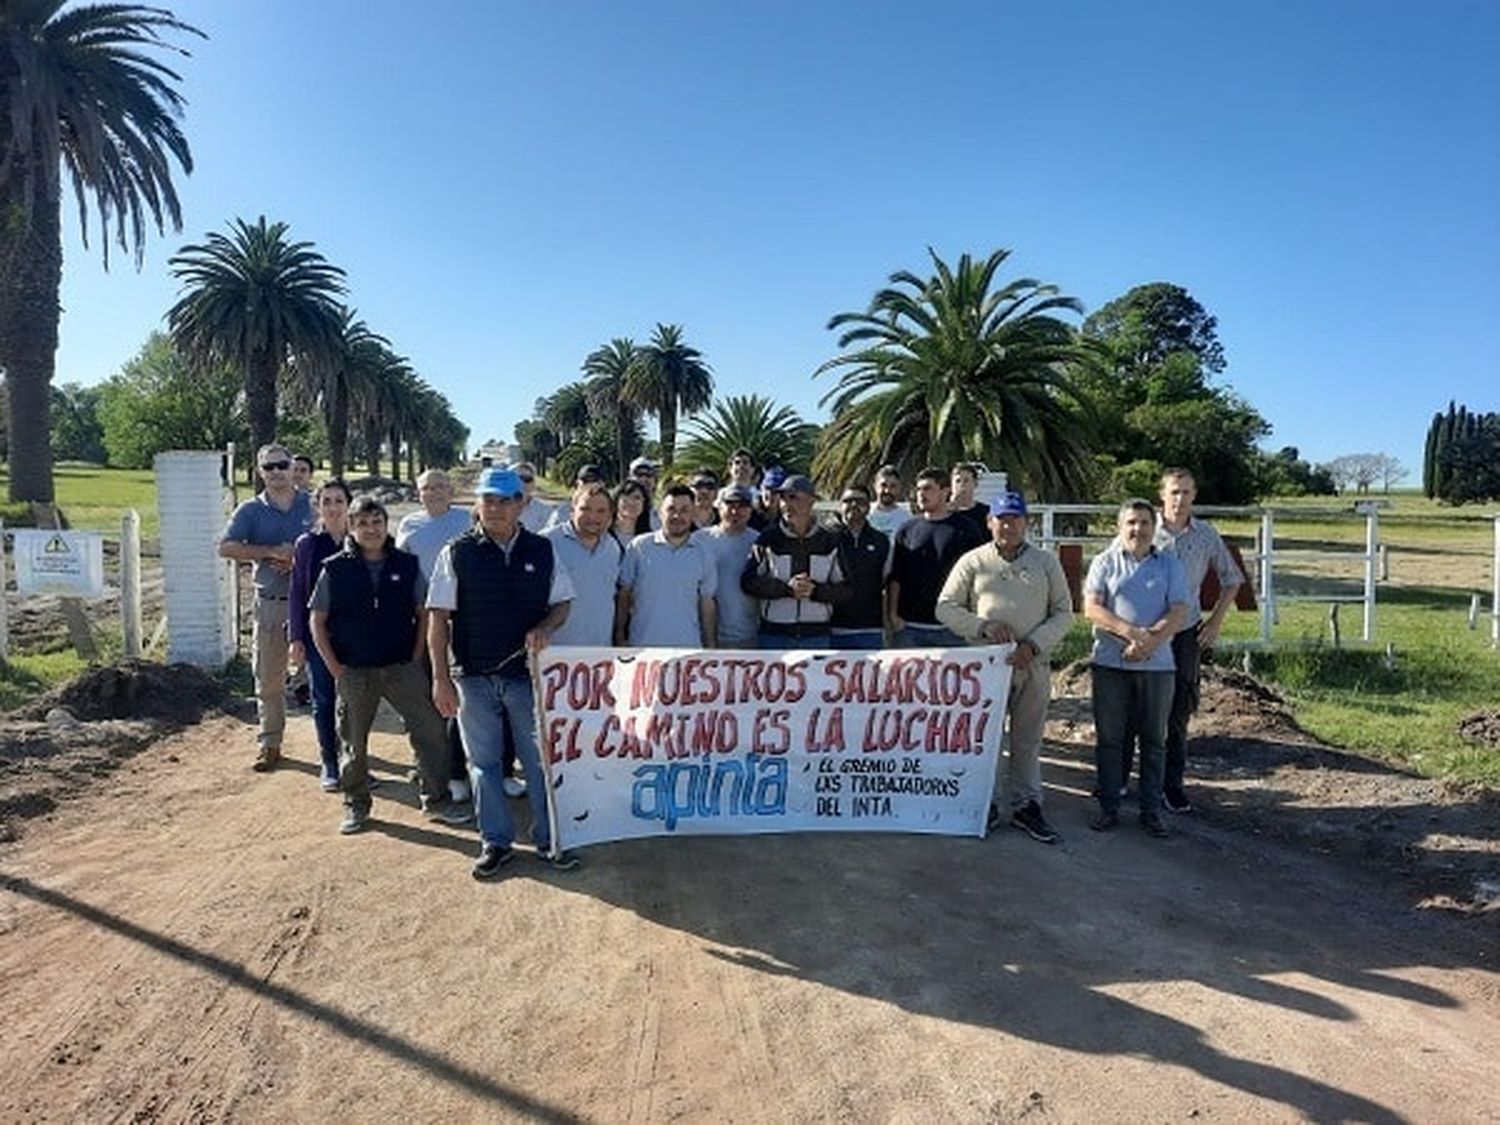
[455,673,552,851]
[1092,664,1174,817]
[305,643,339,779]
[830,629,883,650]
[893,624,962,649]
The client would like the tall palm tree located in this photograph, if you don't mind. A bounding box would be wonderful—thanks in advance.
[168,217,346,463]
[582,337,641,480]
[622,323,714,470]
[540,382,590,453]
[314,309,388,477]
[813,248,1100,499]
[0,2,201,502]
[677,394,818,478]
[348,344,411,479]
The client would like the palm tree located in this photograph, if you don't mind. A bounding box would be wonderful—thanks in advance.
[320,309,389,477]
[622,323,714,470]
[677,394,818,478]
[540,382,591,453]
[813,248,1100,499]
[0,2,202,503]
[168,216,346,462]
[582,337,641,480]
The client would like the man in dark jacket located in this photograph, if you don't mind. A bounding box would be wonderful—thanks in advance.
[741,474,851,649]
[830,483,889,650]
[310,496,469,836]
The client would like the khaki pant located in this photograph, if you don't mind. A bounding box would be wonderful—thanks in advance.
[251,597,290,750]
[995,658,1049,810]
[336,661,450,815]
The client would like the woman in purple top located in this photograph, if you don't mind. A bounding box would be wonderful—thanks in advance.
[288,479,352,790]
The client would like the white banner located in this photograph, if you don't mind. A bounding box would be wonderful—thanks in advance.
[536,646,1013,850]
[12,530,106,598]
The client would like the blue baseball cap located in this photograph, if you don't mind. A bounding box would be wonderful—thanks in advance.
[475,467,525,498]
[990,490,1028,518]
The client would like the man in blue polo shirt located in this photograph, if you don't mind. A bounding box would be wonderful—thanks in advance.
[1084,498,1189,838]
[616,484,718,648]
[428,467,579,880]
[219,443,315,772]
[543,481,623,646]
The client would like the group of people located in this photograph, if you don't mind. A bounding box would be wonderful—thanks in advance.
[219,442,1243,881]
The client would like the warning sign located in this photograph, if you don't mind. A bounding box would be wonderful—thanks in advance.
[13,530,106,598]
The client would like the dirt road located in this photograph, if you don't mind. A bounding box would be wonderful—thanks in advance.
[1,688,1497,1122]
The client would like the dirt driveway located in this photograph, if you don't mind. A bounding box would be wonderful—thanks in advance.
[1,669,1497,1123]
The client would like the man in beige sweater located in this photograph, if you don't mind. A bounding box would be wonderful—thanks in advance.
[936,490,1072,844]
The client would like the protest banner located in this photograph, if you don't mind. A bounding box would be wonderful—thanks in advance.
[11,530,106,598]
[535,645,1013,851]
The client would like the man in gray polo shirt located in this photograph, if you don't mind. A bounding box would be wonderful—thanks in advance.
[543,481,623,646]
[219,442,315,771]
[692,484,761,649]
[1084,498,1189,838]
[616,484,718,647]
[1152,467,1244,813]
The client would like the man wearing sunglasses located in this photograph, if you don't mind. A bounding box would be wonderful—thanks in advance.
[219,443,316,771]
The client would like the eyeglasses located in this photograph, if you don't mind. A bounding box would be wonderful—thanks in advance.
[260,460,292,471]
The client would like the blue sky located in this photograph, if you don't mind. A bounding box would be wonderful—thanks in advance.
[56,0,1500,482]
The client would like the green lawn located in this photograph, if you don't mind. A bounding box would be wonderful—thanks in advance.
[0,464,160,540]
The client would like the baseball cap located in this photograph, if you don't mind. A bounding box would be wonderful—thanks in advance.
[475,467,525,499]
[574,463,604,484]
[628,456,658,476]
[717,484,754,505]
[691,471,719,489]
[989,490,1028,518]
[778,474,816,497]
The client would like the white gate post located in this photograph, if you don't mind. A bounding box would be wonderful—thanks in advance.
[0,520,8,661]
[1259,511,1276,645]
[1492,515,1499,649]
[1362,506,1379,642]
[120,508,142,658]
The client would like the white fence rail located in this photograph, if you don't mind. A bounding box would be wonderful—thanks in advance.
[1031,503,1384,647]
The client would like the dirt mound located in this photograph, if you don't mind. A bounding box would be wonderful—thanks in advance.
[1052,659,1307,745]
[1458,709,1500,748]
[12,661,230,725]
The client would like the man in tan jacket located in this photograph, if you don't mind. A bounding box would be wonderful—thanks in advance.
[937,490,1072,844]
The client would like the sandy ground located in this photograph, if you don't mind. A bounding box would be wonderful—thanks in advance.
[1,664,1497,1124]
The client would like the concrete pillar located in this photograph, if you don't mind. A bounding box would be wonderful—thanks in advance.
[155,450,238,669]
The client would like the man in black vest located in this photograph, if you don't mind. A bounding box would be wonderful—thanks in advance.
[428,467,579,880]
[309,496,469,836]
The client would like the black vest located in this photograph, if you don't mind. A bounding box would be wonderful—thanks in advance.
[323,544,422,667]
[449,527,555,678]
[832,524,890,629]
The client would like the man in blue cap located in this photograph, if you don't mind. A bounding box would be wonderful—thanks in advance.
[427,466,580,879]
[937,490,1073,844]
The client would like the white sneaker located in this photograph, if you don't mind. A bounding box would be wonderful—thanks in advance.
[449,778,471,803]
[502,776,527,798]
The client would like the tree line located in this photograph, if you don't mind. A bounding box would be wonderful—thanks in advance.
[1423,402,1500,504]
[512,258,1348,505]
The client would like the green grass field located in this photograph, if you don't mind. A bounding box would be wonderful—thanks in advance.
[0,463,160,540]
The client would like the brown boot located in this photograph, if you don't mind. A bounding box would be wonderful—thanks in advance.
[252,745,281,772]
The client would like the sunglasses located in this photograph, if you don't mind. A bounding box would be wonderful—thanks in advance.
[518,475,535,484]
[260,460,292,471]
